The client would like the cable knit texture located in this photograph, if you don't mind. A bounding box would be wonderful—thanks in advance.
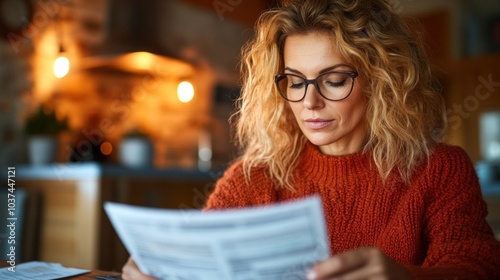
[204,142,500,279]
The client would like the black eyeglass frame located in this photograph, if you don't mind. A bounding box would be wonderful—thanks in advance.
[274,71,359,102]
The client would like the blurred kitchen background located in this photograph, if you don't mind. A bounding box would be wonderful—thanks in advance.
[1,0,267,170]
[0,0,499,272]
[2,0,500,173]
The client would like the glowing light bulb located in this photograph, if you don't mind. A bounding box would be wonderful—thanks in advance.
[54,55,70,78]
[177,81,194,103]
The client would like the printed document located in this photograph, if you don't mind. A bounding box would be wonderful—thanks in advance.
[104,196,329,280]
[0,261,89,280]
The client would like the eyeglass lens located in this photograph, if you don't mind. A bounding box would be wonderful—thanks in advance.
[277,72,354,101]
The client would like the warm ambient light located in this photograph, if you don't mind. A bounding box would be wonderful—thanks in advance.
[177,81,194,103]
[130,52,155,71]
[54,55,70,78]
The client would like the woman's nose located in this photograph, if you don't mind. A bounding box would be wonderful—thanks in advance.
[302,84,325,109]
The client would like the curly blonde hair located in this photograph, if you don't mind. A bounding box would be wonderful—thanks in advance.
[234,0,447,189]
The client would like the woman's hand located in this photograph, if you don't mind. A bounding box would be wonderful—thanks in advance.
[122,257,156,280]
[307,247,413,280]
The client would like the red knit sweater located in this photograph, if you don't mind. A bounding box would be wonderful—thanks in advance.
[204,143,500,279]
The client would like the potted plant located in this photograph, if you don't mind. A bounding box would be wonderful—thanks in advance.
[119,128,154,168]
[24,105,69,165]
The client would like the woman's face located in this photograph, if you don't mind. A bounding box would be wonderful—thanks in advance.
[283,32,367,155]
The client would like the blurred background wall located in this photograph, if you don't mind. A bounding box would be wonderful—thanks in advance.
[0,0,499,168]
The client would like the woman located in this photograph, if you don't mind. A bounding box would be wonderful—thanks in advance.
[123,0,500,279]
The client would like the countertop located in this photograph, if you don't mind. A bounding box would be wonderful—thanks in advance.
[16,163,222,181]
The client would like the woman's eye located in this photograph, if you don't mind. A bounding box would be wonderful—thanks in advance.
[290,81,304,89]
[325,79,346,88]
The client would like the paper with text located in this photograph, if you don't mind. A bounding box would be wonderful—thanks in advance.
[105,196,329,280]
[0,261,89,280]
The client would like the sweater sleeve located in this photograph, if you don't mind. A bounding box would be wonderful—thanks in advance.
[406,146,500,279]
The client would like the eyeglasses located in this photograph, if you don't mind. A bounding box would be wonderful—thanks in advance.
[274,71,358,102]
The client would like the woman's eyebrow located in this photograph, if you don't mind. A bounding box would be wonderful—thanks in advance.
[319,64,353,74]
[284,63,354,75]
[283,67,303,75]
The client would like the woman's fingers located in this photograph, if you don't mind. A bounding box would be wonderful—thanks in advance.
[122,257,156,280]
[307,247,411,280]
[308,247,372,279]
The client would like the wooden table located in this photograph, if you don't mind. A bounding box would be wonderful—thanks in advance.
[69,269,122,279]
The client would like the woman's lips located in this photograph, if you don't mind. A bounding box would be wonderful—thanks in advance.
[304,118,333,129]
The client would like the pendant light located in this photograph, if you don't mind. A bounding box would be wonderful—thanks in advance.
[53,7,69,78]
